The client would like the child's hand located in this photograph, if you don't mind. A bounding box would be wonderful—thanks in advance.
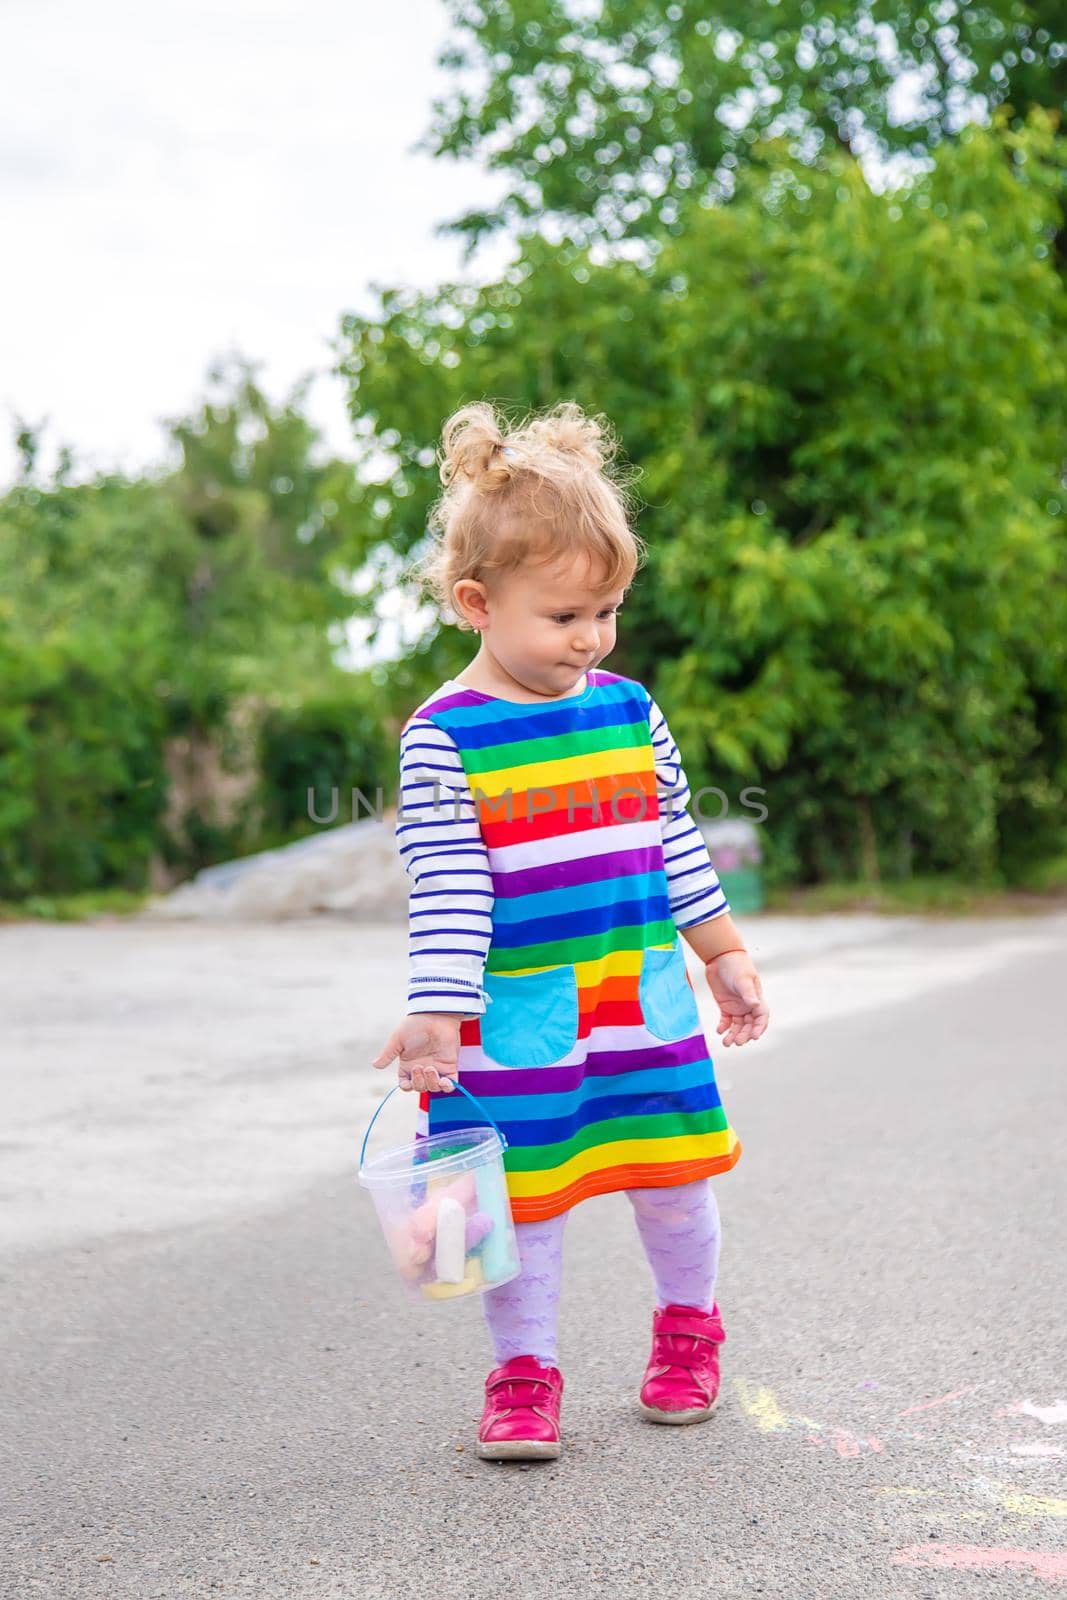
[704,953,769,1047]
[372,1014,462,1093]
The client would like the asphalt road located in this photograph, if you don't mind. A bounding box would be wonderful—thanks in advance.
[3,912,1066,1598]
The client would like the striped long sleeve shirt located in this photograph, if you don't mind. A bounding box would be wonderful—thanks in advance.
[395,690,730,1019]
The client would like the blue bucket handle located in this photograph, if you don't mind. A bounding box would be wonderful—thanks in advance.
[359,1079,509,1172]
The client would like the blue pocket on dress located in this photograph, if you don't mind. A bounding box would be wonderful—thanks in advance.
[480,967,580,1068]
[639,940,702,1042]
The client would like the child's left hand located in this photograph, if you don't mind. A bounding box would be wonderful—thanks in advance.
[704,952,769,1047]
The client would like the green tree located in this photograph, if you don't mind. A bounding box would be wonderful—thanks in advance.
[427,0,1065,251]
[337,110,1067,885]
[0,358,374,896]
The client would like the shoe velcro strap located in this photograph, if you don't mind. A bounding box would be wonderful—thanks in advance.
[654,1313,724,1342]
[487,1373,554,1400]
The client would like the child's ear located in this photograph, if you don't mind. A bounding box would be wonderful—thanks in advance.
[452,578,490,630]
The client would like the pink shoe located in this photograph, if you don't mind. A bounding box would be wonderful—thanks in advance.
[476,1354,564,1460]
[638,1302,726,1424]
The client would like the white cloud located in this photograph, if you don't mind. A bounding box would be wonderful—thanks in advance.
[0,0,510,487]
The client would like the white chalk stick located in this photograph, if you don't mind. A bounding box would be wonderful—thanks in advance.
[433,1196,467,1283]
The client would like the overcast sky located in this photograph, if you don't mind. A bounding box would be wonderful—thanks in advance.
[0,0,512,491]
[0,1,944,505]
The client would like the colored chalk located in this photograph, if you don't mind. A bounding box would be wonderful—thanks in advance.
[465,1210,493,1250]
[421,1256,484,1300]
[433,1196,467,1282]
[474,1162,518,1283]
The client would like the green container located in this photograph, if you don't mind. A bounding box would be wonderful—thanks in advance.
[716,863,764,915]
[699,821,765,913]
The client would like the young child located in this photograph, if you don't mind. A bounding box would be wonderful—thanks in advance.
[372,400,769,1461]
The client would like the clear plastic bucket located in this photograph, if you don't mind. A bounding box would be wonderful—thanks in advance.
[357,1082,520,1303]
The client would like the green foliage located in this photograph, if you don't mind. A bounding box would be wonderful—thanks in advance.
[428,0,1066,252]
[765,874,1067,915]
[0,359,371,896]
[0,889,151,924]
[0,617,168,898]
[336,110,1067,886]
[255,682,394,844]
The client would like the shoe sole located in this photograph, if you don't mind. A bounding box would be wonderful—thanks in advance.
[638,1390,721,1425]
[476,1436,561,1460]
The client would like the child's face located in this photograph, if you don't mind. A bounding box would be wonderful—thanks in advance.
[462,552,627,698]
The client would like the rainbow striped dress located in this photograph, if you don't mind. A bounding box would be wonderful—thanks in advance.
[396,667,742,1223]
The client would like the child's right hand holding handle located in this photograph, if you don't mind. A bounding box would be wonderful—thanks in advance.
[372,1014,461,1094]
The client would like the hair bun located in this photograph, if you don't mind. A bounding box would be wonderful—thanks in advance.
[439,400,616,494]
[528,401,613,471]
[439,402,512,492]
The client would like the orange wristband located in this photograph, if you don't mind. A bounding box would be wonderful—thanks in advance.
[706,947,748,963]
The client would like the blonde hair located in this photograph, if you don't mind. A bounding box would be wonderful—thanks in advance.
[409,400,645,630]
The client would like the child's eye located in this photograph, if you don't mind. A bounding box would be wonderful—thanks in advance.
[551,608,623,623]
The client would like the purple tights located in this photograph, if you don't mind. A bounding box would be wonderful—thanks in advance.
[480,1178,722,1367]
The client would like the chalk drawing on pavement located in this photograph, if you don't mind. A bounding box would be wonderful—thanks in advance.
[732,1374,1067,1584]
[891,1545,1067,1584]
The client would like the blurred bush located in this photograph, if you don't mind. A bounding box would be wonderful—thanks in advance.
[0,359,380,899]
[254,684,392,847]
[0,624,167,897]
